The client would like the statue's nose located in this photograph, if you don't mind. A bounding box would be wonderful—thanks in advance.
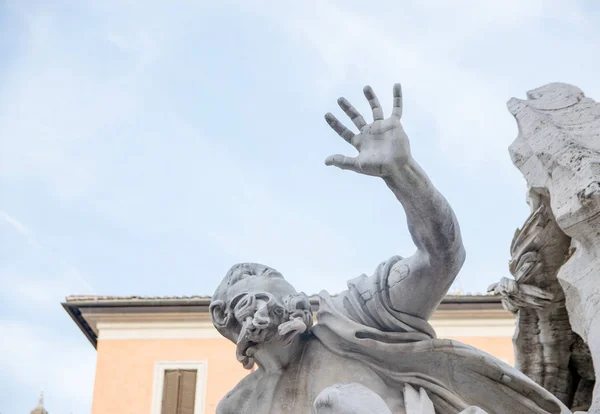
[253,300,270,329]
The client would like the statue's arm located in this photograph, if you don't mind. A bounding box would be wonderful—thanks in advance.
[382,157,465,319]
[325,83,465,321]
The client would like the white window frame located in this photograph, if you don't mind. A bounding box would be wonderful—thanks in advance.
[150,360,208,414]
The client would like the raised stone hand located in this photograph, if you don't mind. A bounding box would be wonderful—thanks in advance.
[324,82,466,322]
[325,84,409,177]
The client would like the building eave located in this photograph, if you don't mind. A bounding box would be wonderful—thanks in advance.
[62,301,100,348]
[63,294,505,349]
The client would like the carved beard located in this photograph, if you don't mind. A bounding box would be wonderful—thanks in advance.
[232,292,308,370]
[236,314,276,369]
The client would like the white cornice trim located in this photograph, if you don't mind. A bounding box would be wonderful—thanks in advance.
[431,309,514,320]
[429,317,516,338]
[80,310,215,338]
[96,321,222,341]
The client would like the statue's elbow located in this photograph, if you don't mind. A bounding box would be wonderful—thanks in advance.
[429,242,465,273]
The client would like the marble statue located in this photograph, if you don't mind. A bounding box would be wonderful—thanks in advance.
[491,83,600,413]
[210,84,571,413]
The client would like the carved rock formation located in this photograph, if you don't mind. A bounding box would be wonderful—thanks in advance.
[490,203,594,410]
[499,82,599,412]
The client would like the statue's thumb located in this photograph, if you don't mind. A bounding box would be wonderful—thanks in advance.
[325,154,359,171]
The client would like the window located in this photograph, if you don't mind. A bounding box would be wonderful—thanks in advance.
[151,361,207,414]
[161,369,197,414]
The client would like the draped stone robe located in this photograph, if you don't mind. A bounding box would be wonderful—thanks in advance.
[311,256,571,414]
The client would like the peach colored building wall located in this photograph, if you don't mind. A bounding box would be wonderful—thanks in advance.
[91,335,513,414]
[92,338,247,414]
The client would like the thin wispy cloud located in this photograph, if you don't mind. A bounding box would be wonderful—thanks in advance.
[0,210,39,246]
[244,0,599,172]
[0,210,95,293]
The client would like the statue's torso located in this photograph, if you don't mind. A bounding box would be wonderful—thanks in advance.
[216,338,405,414]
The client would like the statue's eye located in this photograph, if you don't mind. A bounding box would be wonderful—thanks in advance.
[238,295,252,309]
[231,293,250,310]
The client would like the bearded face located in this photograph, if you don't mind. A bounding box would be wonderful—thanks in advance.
[210,263,313,369]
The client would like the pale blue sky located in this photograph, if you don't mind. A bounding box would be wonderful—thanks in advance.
[1,1,599,412]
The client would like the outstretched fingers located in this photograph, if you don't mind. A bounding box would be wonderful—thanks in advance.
[363,85,384,121]
[392,83,403,119]
[325,113,354,143]
[337,97,367,130]
[325,154,360,172]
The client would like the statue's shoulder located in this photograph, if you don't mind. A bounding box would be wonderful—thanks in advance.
[216,371,260,414]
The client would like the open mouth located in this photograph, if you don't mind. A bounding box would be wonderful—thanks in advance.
[237,340,258,358]
[236,337,262,370]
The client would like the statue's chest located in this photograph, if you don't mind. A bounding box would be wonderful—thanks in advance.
[268,344,396,413]
[217,368,314,414]
[268,363,314,414]
[218,342,398,413]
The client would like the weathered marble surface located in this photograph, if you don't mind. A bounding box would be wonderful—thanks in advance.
[313,383,392,414]
[210,84,571,414]
[489,203,594,410]
[505,83,600,413]
[313,383,488,414]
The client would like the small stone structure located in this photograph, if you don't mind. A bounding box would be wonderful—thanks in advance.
[30,392,48,414]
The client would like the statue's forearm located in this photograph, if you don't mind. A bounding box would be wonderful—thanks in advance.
[383,157,465,270]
